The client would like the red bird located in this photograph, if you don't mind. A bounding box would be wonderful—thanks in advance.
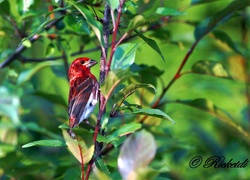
[68,57,99,137]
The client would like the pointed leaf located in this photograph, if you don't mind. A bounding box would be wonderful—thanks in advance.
[111,43,141,70]
[132,108,175,124]
[126,15,147,32]
[192,60,230,78]
[155,7,186,16]
[107,123,142,144]
[118,130,157,180]
[135,30,165,62]
[17,61,62,86]
[62,129,94,163]
[101,69,137,99]
[194,0,250,40]
[113,83,156,104]
[22,140,66,148]
[212,30,242,55]
[69,1,104,47]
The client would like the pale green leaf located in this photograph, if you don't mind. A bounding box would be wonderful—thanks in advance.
[22,140,66,148]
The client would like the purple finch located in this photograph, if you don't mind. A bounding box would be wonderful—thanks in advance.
[68,57,99,137]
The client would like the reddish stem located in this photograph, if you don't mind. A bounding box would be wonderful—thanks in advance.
[78,144,85,180]
[107,0,125,71]
[141,39,200,122]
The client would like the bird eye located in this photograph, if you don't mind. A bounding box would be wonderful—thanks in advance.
[80,60,84,64]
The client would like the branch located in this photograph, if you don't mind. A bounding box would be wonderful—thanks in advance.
[0,16,64,69]
[140,39,200,122]
[85,2,111,179]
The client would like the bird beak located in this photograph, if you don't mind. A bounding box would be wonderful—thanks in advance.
[86,59,98,68]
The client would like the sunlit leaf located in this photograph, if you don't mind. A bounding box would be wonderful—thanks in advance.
[106,0,119,10]
[45,43,55,56]
[135,30,165,62]
[95,158,111,178]
[0,87,20,125]
[132,108,175,124]
[69,1,104,47]
[192,60,230,78]
[155,7,186,16]
[107,123,142,144]
[101,69,137,98]
[194,0,250,40]
[22,139,66,148]
[111,43,141,70]
[126,15,147,32]
[62,129,94,163]
[17,61,62,86]
[21,39,32,48]
[118,130,157,180]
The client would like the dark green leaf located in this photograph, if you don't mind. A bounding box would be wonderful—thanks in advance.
[31,91,67,107]
[132,108,175,124]
[194,0,250,40]
[22,139,66,148]
[126,15,147,32]
[111,43,142,70]
[69,1,104,47]
[191,0,221,5]
[212,30,242,55]
[135,30,165,62]
[192,60,230,78]
[118,130,157,179]
[0,0,10,15]
[155,7,186,16]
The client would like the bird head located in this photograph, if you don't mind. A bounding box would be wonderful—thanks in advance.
[68,57,97,81]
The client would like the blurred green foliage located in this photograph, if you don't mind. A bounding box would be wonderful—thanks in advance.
[0,0,250,179]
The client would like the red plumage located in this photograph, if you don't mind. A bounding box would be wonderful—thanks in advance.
[68,57,99,137]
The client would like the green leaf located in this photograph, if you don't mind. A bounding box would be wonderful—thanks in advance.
[31,91,67,107]
[0,87,20,125]
[20,19,55,45]
[113,83,156,105]
[212,30,242,55]
[106,0,119,10]
[45,43,55,56]
[111,43,142,70]
[118,130,157,180]
[132,108,175,124]
[107,123,142,144]
[194,0,250,40]
[21,39,32,48]
[101,69,137,99]
[62,129,94,163]
[191,0,221,5]
[17,61,62,86]
[22,140,66,148]
[69,1,104,47]
[192,60,230,78]
[155,7,186,16]
[0,0,10,15]
[135,30,165,62]
[126,15,147,32]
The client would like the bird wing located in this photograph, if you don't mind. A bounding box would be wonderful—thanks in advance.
[68,76,98,127]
